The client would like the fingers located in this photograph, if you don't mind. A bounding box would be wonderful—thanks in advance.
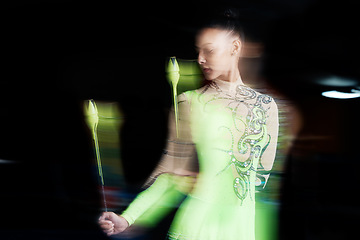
[99,220,113,229]
[99,211,110,221]
[99,211,116,222]
[99,220,115,236]
[98,214,105,221]
[98,212,128,236]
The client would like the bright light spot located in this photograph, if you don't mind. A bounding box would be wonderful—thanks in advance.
[316,76,358,87]
[0,159,16,164]
[322,90,360,99]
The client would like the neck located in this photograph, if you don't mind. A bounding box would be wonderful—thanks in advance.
[217,64,243,84]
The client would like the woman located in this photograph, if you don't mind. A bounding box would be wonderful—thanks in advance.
[99,9,279,240]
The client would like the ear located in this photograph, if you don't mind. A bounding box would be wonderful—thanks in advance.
[231,39,242,56]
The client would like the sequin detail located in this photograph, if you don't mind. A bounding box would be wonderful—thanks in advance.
[202,83,272,204]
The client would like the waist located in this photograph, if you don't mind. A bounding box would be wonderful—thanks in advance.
[190,172,256,205]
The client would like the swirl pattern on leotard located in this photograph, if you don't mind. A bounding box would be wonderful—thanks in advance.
[201,83,273,204]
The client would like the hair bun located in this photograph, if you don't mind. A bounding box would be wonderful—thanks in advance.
[199,6,245,40]
[222,8,240,20]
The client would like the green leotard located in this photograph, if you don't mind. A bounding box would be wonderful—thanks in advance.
[122,78,279,240]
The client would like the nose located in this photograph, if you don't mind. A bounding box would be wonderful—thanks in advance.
[197,52,206,65]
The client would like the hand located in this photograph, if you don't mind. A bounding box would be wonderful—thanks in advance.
[99,212,129,236]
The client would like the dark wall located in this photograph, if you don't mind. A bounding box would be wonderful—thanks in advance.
[2,1,359,240]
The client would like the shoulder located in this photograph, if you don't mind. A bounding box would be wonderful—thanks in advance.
[261,93,278,115]
[251,87,278,109]
[178,83,213,102]
[177,89,201,105]
[237,85,277,105]
[177,92,190,104]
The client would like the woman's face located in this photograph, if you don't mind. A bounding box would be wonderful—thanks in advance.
[196,28,240,81]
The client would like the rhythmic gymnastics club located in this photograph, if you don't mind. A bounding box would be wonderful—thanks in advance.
[166,57,180,138]
[86,99,108,212]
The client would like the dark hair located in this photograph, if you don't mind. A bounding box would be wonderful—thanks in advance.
[199,8,245,41]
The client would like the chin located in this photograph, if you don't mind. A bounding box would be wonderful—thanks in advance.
[204,73,219,81]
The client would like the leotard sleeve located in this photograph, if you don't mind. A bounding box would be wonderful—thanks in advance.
[121,173,192,227]
[121,92,198,227]
[256,99,279,188]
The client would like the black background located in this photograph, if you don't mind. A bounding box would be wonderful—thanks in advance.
[1,0,360,239]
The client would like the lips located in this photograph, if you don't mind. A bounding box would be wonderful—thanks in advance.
[202,68,211,73]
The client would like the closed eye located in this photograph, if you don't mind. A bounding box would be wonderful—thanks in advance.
[205,48,214,54]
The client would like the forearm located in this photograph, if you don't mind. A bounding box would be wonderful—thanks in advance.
[121,173,185,227]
